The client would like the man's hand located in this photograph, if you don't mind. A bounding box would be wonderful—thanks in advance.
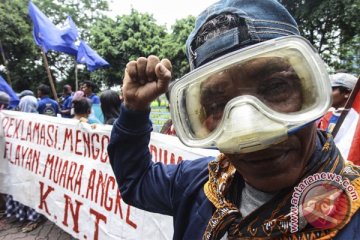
[123,55,172,111]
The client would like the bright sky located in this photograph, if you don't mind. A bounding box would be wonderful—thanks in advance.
[108,0,218,28]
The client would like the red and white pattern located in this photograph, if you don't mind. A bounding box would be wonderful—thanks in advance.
[334,89,360,166]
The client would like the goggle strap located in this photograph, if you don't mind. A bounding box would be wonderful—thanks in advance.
[287,119,318,135]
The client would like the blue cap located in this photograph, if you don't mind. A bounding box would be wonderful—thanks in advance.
[186,0,300,69]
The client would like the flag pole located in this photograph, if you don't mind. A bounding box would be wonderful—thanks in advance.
[332,77,360,137]
[40,48,59,102]
[74,57,78,91]
[0,40,12,87]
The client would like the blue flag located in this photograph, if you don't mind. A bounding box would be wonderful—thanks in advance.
[77,40,110,72]
[28,1,78,55]
[59,16,78,43]
[0,76,19,108]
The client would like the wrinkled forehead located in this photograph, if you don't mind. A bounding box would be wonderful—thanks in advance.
[200,57,295,88]
[229,57,294,80]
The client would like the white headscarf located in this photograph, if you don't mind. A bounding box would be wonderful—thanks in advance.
[19,95,38,113]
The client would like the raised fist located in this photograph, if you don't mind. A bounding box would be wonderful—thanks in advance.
[122,55,172,111]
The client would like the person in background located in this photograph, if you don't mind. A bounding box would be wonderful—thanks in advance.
[70,90,85,117]
[82,80,100,104]
[82,80,103,122]
[100,89,121,125]
[108,0,360,239]
[60,84,73,118]
[318,72,358,133]
[72,97,101,124]
[36,84,59,117]
[14,90,35,111]
[72,90,85,101]
[0,91,10,110]
[19,95,38,113]
[77,82,84,92]
[17,90,35,99]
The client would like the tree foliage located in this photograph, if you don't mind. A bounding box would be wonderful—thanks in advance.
[162,16,196,81]
[0,0,41,91]
[279,0,360,74]
[89,9,167,87]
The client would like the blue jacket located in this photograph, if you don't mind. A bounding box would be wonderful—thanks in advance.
[61,94,73,118]
[37,96,59,116]
[87,93,100,104]
[108,104,360,240]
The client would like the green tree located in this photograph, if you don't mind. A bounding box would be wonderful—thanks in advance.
[162,16,195,80]
[279,0,360,74]
[332,35,360,74]
[89,9,167,87]
[0,0,41,91]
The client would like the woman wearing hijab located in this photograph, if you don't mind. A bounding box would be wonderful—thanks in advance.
[18,95,38,113]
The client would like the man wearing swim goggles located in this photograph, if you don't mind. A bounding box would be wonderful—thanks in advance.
[109,0,360,239]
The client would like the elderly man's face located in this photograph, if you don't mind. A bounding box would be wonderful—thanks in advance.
[200,57,316,192]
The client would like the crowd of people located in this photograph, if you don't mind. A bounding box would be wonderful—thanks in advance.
[0,80,122,124]
[0,79,122,232]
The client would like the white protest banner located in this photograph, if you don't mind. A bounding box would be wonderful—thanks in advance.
[0,110,218,239]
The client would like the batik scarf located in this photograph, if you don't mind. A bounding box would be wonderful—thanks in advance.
[203,131,360,240]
